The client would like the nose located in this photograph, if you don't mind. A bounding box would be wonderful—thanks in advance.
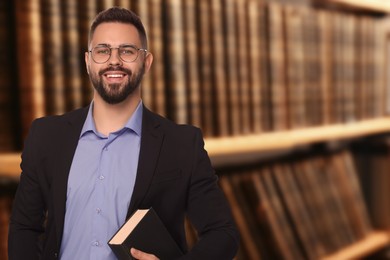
[108,48,122,66]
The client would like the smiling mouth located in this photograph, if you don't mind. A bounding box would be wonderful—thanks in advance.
[103,72,128,83]
[105,73,126,78]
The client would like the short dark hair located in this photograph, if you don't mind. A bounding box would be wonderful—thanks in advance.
[89,7,148,49]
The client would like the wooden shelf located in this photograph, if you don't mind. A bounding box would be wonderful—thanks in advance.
[0,153,21,179]
[319,0,390,13]
[2,117,390,177]
[205,117,390,166]
[2,119,390,258]
[322,231,390,260]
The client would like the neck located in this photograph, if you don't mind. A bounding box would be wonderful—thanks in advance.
[92,93,141,136]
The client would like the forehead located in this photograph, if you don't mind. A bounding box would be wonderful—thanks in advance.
[91,22,141,47]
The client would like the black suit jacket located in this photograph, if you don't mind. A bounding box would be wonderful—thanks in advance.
[8,106,239,260]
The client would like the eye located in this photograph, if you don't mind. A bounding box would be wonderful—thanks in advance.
[120,47,137,56]
[95,47,110,55]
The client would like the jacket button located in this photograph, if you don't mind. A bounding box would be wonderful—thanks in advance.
[54,252,58,258]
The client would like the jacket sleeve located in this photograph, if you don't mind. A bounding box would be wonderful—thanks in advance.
[182,129,240,260]
[8,120,46,260]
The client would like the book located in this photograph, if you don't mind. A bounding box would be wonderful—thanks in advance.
[210,0,229,136]
[76,0,96,105]
[272,162,323,259]
[352,137,390,229]
[318,9,333,125]
[148,0,167,117]
[183,0,202,129]
[284,5,306,129]
[108,207,183,260]
[301,7,322,127]
[247,0,264,134]
[219,174,264,260]
[137,0,153,110]
[41,0,66,115]
[163,0,188,125]
[0,0,19,151]
[235,0,251,135]
[223,0,241,136]
[61,0,83,110]
[254,168,304,259]
[197,0,216,137]
[15,0,46,141]
[267,3,288,131]
[331,151,372,240]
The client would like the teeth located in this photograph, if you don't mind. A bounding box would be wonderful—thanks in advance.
[107,74,124,78]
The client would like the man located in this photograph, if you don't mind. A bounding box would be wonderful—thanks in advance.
[8,6,239,260]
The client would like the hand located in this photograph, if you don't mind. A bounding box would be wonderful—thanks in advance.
[130,248,160,260]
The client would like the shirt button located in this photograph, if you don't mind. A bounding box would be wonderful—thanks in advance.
[96,208,101,214]
[99,175,105,180]
[93,241,100,246]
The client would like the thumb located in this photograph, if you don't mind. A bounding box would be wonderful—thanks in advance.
[130,248,159,260]
[130,247,141,257]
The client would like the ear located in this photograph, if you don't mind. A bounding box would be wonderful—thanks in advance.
[85,51,90,74]
[144,52,153,74]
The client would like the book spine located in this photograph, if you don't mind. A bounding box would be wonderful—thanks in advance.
[302,7,322,126]
[0,0,20,150]
[149,0,166,117]
[284,5,306,129]
[183,0,202,129]
[210,0,229,136]
[195,0,215,136]
[223,0,241,136]
[15,0,45,140]
[41,0,66,116]
[77,0,96,105]
[61,0,83,110]
[267,3,288,131]
[163,0,188,124]
[235,0,251,135]
[137,0,153,110]
[247,0,264,134]
[253,169,304,259]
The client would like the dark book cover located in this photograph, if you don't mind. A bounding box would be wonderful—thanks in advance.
[108,207,184,260]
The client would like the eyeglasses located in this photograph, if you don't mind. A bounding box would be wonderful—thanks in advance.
[89,45,148,64]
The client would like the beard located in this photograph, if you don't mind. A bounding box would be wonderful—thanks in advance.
[89,64,145,104]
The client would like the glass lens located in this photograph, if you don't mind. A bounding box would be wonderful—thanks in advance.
[92,46,110,63]
[119,46,138,63]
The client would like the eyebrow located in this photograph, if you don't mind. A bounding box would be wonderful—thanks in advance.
[94,43,138,48]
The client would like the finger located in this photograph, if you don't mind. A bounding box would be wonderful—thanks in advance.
[130,247,159,260]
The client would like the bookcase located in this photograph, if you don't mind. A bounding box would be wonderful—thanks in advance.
[2,0,390,259]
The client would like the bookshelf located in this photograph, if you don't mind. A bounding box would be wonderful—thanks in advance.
[0,154,21,180]
[322,0,390,13]
[322,231,390,260]
[3,117,390,177]
[2,0,390,259]
[206,117,390,166]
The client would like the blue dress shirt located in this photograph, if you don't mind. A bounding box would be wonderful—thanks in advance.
[60,101,143,260]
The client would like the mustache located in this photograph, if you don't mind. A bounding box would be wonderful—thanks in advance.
[99,66,132,76]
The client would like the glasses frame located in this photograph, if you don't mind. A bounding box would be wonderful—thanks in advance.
[88,44,148,64]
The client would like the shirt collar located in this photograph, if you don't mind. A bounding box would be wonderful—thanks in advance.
[80,100,143,138]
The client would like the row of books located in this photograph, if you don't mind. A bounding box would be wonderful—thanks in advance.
[141,0,389,135]
[0,145,387,259]
[352,136,390,231]
[218,149,372,259]
[1,0,389,152]
[0,182,17,260]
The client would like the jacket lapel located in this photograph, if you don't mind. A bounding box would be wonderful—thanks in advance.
[127,106,164,218]
[52,107,89,247]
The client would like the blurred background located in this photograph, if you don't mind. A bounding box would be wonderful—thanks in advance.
[2,0,390,259]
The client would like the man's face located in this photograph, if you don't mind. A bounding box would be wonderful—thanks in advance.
[85,22,151,104]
